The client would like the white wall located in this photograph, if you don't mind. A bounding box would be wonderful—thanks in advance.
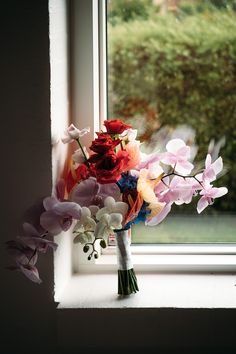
[1,1,236,353]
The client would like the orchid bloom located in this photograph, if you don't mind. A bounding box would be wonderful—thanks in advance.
[96,196,128,221]
[158,176,199,205]
[70,177,121,208]
[147,161,164,179]
[6,240,41,284]
[161,138,194,174]
[174,177,201,205]
[62,124,90,144]
[202,154,223,182]
[146,202,172,226]
[94,213,123,239]
[19,223,58,253]
[40,196,81,235]
[158,176,181,204]
[73,207,96,244]
[197,183,228,213]
[137,151,162,170]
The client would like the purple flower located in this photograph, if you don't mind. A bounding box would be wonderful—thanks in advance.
[40,196,81,235]
[70,177,121,207]
[6,240,41,284]
[19,223,58,253]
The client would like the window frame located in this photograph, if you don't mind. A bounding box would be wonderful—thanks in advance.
[70,0,236,275]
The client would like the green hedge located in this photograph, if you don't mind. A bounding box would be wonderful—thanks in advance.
[108,12,236,212]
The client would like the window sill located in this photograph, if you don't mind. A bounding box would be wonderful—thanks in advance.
[77,253,236,273]
[57,272,236,309]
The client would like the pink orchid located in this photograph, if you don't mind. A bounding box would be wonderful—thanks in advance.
[137,151,162,170]
[19,223,58,253]
[157,176,200,205]
[146,202,172,226]
[161,139,194,174]
[70,177,121,207]
[174,177,201,205]
[197,183,228,213]
[40,196,81,235]
[6,240,41,284]
[61,124,90,144]
[202,154,223,182]
[158,176,181,204]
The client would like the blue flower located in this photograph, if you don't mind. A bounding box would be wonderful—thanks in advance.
[124,202,150,229]
[117,173,137,192]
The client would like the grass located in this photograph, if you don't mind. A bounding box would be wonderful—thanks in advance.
[131,214,236,244]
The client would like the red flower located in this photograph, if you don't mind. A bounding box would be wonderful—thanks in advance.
[89,132,120,154]
[104,119,132,135]
[122,191,143,226]
[90,150,130,184]
[66,163,90,193]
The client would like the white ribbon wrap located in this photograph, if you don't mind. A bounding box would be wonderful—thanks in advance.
[115,229,133,270]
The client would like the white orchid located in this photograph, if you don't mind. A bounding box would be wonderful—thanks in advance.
[89,205,99,218]
[94,213,123,239]
[96,197,128,221]
[73,207,96,244]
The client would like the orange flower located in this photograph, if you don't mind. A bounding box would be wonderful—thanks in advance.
[123,191,143,227]
[137,169,164,219]
[123,140,141,171]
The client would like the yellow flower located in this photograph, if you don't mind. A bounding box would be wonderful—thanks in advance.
[137,169,164,219]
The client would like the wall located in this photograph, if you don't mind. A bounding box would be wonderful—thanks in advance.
[0,1,56,353]
[0,1,236,354]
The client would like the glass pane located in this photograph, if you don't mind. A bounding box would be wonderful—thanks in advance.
[107,0,236,243]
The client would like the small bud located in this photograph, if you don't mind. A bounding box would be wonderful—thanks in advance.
[83,245,89,253]
[87,255,92,261]
[100,239,107,249]
[94,253,99,259]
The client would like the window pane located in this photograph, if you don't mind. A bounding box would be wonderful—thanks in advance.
[107,0,236,243]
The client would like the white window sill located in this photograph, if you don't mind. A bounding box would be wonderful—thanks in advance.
[76,252,236,272]
[57,272,236,309]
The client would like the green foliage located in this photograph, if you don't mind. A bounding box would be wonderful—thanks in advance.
[107,0,154,26]
[179,0,236,16]
[108,11,236,212]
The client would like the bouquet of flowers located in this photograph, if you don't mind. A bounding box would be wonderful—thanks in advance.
[7,119,228,295]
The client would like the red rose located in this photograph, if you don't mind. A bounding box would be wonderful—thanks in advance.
[89,132,120,154]
[90,150,130,184]
[104,119,132,135]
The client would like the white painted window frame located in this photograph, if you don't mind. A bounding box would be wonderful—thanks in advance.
[70,0,236,275]
[70,0,106,143]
